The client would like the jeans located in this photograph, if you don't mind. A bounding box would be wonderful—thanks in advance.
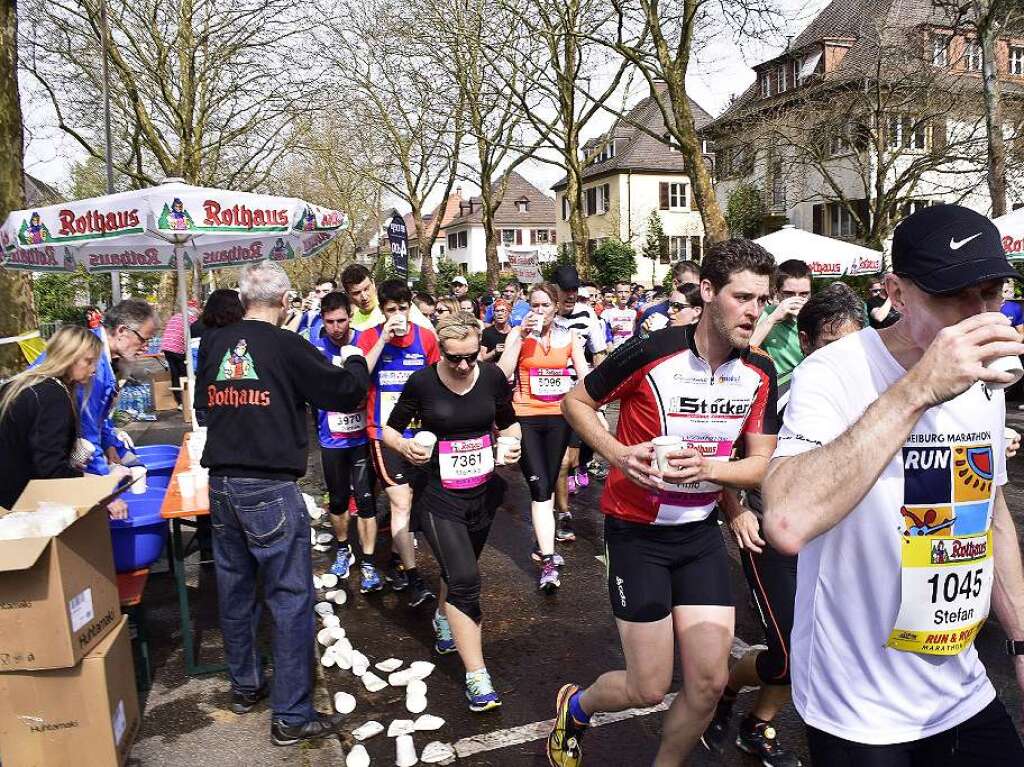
[209,476,315,726]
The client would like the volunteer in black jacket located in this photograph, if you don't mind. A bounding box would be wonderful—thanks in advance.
[195,260,369,747]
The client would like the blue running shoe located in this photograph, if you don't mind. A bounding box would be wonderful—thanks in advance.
[432,611,457,655]
[359,562,383,593]
[466,669,502,713]
[329,546,352,578]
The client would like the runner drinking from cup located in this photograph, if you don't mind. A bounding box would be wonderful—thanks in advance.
[548,239,779,767]
[382,312,521,713]
[357,279,441,607]
[497,282,588,592]
[602,281,640,350]
[702,282,865,767]
[764,205,1024,765]
[311,291,382,593]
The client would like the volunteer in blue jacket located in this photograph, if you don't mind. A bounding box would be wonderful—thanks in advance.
[311,291,382,593]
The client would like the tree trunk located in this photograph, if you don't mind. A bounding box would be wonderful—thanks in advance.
[978,1,1007,217]
[0,0,36,377]
[565,169,589,275]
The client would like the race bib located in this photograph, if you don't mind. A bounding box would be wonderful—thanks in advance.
[327,410,365,435]
[439,435,494,489]
[886,531,993,656]
[529,367,572,401]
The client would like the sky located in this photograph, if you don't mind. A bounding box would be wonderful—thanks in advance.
[21,0,831,198]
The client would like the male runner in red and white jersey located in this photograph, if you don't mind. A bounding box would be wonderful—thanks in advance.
[548,239,779,767]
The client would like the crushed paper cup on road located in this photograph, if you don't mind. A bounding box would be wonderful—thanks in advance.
[329,626,346,641]
[408,661,435,680]
[334,691,357,715]
[313,574,323,589]
[322,614,341,628]
[320,648,336,668]
[395,734,418,767]
[987,355,1024,389]
[335,645,354,671]
[387,719,415,738]
[389,670,413,687]
[317,628,335,646]
[351,650,370,676]
[332,590,348,606]
[376,658,403,673]
[362,672,388,693]
[420,741,455,764]
[316,532,334,545]
[405,692,427,714]
[406,679,427,698]
[353,720,384,741]
[320,573,339,588]
[314,544,331,552]
[414,714,444,731]
[314,602,335,616]
[346,744,371,767]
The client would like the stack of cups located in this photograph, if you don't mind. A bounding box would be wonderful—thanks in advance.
[129,466,147,494]
[186,430,206,466]
[177,470,197,499]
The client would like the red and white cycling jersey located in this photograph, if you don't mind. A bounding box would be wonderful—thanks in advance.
[585,325,778,525]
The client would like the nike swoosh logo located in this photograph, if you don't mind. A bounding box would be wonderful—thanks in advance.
[950,233,983,250]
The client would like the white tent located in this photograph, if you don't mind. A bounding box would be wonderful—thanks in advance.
[755,225,883,277]
[992,208,1024,262]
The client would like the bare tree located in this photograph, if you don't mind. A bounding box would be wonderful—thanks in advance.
[0,0,35,376]
[22,0,315,189]
[316,0,465,293]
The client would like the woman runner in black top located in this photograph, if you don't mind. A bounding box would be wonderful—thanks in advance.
[383,312,521,714]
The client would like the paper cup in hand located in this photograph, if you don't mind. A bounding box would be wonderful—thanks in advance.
[414,431,438,458]
[177,471,197,498]
[496,436,520,465]
[987,355,1024,389]
[652,435,683,472]
[393,314,409,336]
[129,466,147,494]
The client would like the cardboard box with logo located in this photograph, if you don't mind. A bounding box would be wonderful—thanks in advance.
[0,616,139,766]
[0,476,122,672]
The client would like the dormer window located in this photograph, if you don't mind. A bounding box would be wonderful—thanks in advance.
[594,142,616,163]
[760,73,769,97]
[662,133,682,153]
[515,198,529,213]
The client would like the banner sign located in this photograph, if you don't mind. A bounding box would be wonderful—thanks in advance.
[388,213,409,279]
[508,249,541,284]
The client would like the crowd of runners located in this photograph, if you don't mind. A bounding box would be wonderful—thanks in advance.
[17,201,1017,763]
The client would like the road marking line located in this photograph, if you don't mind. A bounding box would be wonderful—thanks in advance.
[453,637,761,758]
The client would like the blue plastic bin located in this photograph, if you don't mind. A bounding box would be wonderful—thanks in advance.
[111,495,168,572]
[134,444,180,474]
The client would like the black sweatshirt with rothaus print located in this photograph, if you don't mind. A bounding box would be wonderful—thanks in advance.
[195,319,369,480]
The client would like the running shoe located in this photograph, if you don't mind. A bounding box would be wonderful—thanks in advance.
[466,669,502,713]
[384,558,408,592]
[547,683,587,767]
[531,544,565,566]
[359,562,383,594]
[408,575,436,607]
[700,696,734,755]
[735,717,802,767]
[556,512,576,543]
[567,474,578,495]
[539,559,561,592]
[329,546,352,578]
[432,611,457,655]
[575,469,589,489]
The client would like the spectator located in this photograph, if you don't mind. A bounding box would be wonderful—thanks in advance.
[485,281,530,326]
[667,282,703,327]
[1,327,115,508]
[434,297,461,323]
[459,296,483,325]
[195,260,369,745]
[451,275,469,299]
[296,277,336,339]
[414,291,437,323]
[866,277,900,328]
[191,289,245,427]
[637,259,700,330]
[160,300,200,408]
[1000,280,1023,335]
[749,259,812,389]
[481,299,512,361]
[341,263,433,331]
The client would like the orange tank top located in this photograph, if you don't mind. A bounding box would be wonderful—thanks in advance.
[513,325,576,416]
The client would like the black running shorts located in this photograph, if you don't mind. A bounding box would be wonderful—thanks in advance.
[604,513,732,622]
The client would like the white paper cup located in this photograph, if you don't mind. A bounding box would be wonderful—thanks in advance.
[652,435,683,472]
[395,734,418,767]
[987,355,1024,389]
[393,314,409,336]
[177,470,196,498]
[414,431,438,458]
[496,436,520,465]
[1006,427,1019,442]
[129,466,147,494]
[193,468,209,491]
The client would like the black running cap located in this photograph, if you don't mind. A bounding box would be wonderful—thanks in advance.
[892,204,1017,295]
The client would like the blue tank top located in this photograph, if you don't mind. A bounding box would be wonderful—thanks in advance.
[313,329,368,449]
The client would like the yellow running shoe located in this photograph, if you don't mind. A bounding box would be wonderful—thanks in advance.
[547,683,587,767]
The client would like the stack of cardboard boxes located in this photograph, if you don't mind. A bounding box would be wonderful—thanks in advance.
[0,476,140,766]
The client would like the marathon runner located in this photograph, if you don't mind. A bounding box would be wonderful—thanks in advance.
[382,311,521,713]
[547,239,779,767]
[763,205,1024,765]
[702,282,866,767]
[602,281,639,350]
[749,259,811,389]
[637,259,701,332]
[357,279,440,607]
[498,282,588,592]
[310,291,382,593]
[342,263,433,332]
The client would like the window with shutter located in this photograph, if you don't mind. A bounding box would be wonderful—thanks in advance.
[659,182,670,210]
[515,229,522,245]
[812,204,824,234]
[690,236,702,261]
[659,236,670,264]
[448,233,458,250]
[551,229,557,244]
[586,188,598,216]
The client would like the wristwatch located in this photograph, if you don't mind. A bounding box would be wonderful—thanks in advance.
[1006,640,1024,656]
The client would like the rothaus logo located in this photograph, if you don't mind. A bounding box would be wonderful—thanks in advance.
[671,397,752,417]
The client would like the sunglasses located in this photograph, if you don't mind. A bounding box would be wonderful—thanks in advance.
[441,350,479,365]
[668,302,690,312]
[125,327,152,344]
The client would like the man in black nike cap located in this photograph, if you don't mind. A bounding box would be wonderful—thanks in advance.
[762,204,1024,765]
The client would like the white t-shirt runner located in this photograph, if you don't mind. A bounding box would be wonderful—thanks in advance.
[774,328,1006,745]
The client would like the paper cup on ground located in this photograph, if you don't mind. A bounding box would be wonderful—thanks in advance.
[987,355,1024,389]
[496,436,520,465]
[395,734,417,767]
[177,470,197,498]
[346,744,371,767]
[387,719,415,737]
[129,466,147,494]
[353,720,384,741]
[652,435,683,472]
[334,691,357,714]
[414,431,437,458]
